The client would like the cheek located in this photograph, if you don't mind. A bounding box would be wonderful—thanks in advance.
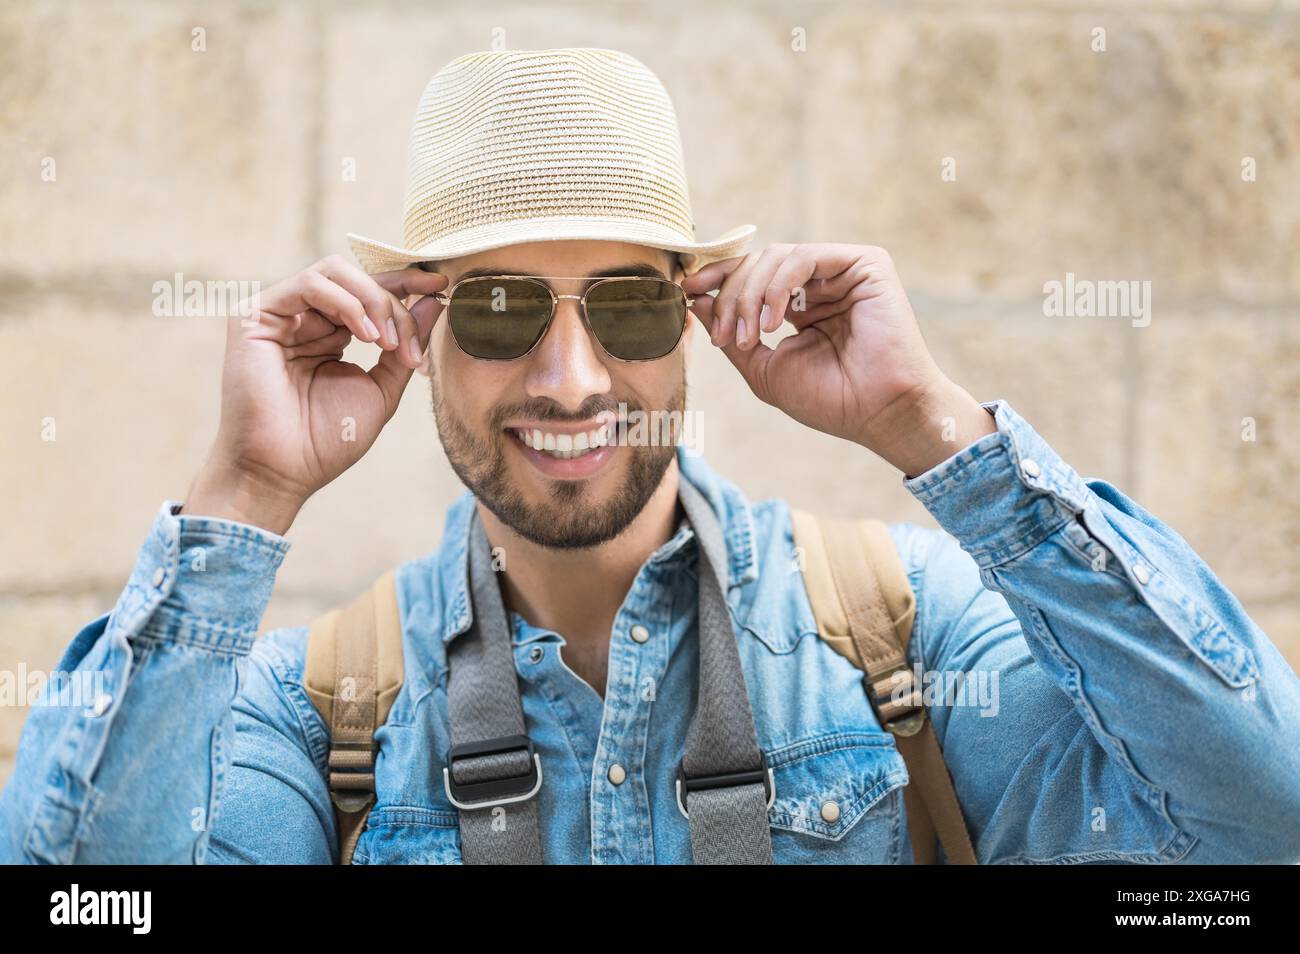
[431,316,451,360]
[436,340,520,426]
[617,356,685,406]
[434,324,478,388]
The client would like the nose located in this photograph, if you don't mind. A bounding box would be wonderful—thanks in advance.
[522,296,612,412]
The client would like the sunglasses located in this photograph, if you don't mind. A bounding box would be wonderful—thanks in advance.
[430,274,694,362]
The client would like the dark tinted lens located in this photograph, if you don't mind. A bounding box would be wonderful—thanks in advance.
[447,278,553,359]
[585,279,686,360]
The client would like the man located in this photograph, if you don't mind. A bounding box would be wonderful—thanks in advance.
[2,48,1298,865]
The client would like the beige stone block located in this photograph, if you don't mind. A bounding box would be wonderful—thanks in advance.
[317,6,802,267]
[0,1,316,279]
[997,0,1281,12]
[804,8,1300,302]
[0,293,224,591]
[918,298,1132,482]
[1134,309,1300,603]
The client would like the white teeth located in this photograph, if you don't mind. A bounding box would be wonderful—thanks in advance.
[513,424,612,459]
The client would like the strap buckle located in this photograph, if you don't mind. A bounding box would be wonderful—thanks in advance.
[675,752,776,819]
[443,734,544,811]
[866,666,927,737]
[327,739,378,812]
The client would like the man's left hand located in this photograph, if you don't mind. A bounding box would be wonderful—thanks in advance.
[681,243,995,477]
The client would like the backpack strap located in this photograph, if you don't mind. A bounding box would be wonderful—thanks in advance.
[791,510,977,865]
[304,569,405,864]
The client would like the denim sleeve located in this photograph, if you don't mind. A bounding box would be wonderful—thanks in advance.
[0,501,331,863]
[205,625,337,864]
[900,399,1300,864]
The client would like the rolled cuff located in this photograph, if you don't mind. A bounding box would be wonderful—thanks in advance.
[903,400,1093,569]
[122,500,292,652]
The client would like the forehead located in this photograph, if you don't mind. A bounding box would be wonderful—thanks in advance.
[429,240,677,280]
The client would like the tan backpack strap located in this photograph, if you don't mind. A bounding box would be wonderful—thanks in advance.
[792,510,977,865]
[305,569,404,864]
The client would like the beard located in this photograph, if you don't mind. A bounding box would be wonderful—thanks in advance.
[429,373,683,550]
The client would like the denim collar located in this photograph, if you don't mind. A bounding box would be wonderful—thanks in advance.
[435,445,759,645]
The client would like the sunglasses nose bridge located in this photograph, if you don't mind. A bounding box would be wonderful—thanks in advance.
[551,292,598,339]
[546,293,603,353]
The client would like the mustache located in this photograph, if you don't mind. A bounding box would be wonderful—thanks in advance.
[490,396,640,428]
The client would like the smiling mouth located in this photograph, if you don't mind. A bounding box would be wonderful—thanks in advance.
[506,421,620,460]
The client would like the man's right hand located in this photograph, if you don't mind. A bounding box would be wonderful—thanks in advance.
[181,255,448,534]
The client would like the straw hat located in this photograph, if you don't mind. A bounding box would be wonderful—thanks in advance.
[346,47,756,276]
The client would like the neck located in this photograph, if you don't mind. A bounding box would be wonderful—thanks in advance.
[475,460,682,648]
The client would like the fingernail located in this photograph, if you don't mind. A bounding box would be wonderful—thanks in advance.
[758,304,770,330]
[362,316,380,340]
[408,337,422,363]
[737,316,748,347]
[386,318,398,347]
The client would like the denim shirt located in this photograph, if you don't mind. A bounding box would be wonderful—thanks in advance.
[3,400,1299,864]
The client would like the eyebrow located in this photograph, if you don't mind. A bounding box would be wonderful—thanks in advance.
[452,262,670,286]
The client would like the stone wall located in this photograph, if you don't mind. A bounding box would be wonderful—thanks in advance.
[1,0,1297,785]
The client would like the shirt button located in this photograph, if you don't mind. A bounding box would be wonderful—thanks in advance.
[607,764,627,785]
[1020,458,1041,479]
[151,567,166,588]
[1133,564,1151,585]
[90,693,113,717]
[629,624,650,644]
[820,800,841,823]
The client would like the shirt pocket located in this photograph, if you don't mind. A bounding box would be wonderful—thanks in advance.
[766,731,909,864]
[351,806,463,865]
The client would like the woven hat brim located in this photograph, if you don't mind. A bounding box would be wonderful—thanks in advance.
[347,218,757,277]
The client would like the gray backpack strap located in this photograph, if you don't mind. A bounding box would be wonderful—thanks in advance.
[443,508,546,864]
[446,482,774,865]
[675,477,774,864]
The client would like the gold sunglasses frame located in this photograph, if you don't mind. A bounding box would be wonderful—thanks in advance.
[430,274,696,363]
